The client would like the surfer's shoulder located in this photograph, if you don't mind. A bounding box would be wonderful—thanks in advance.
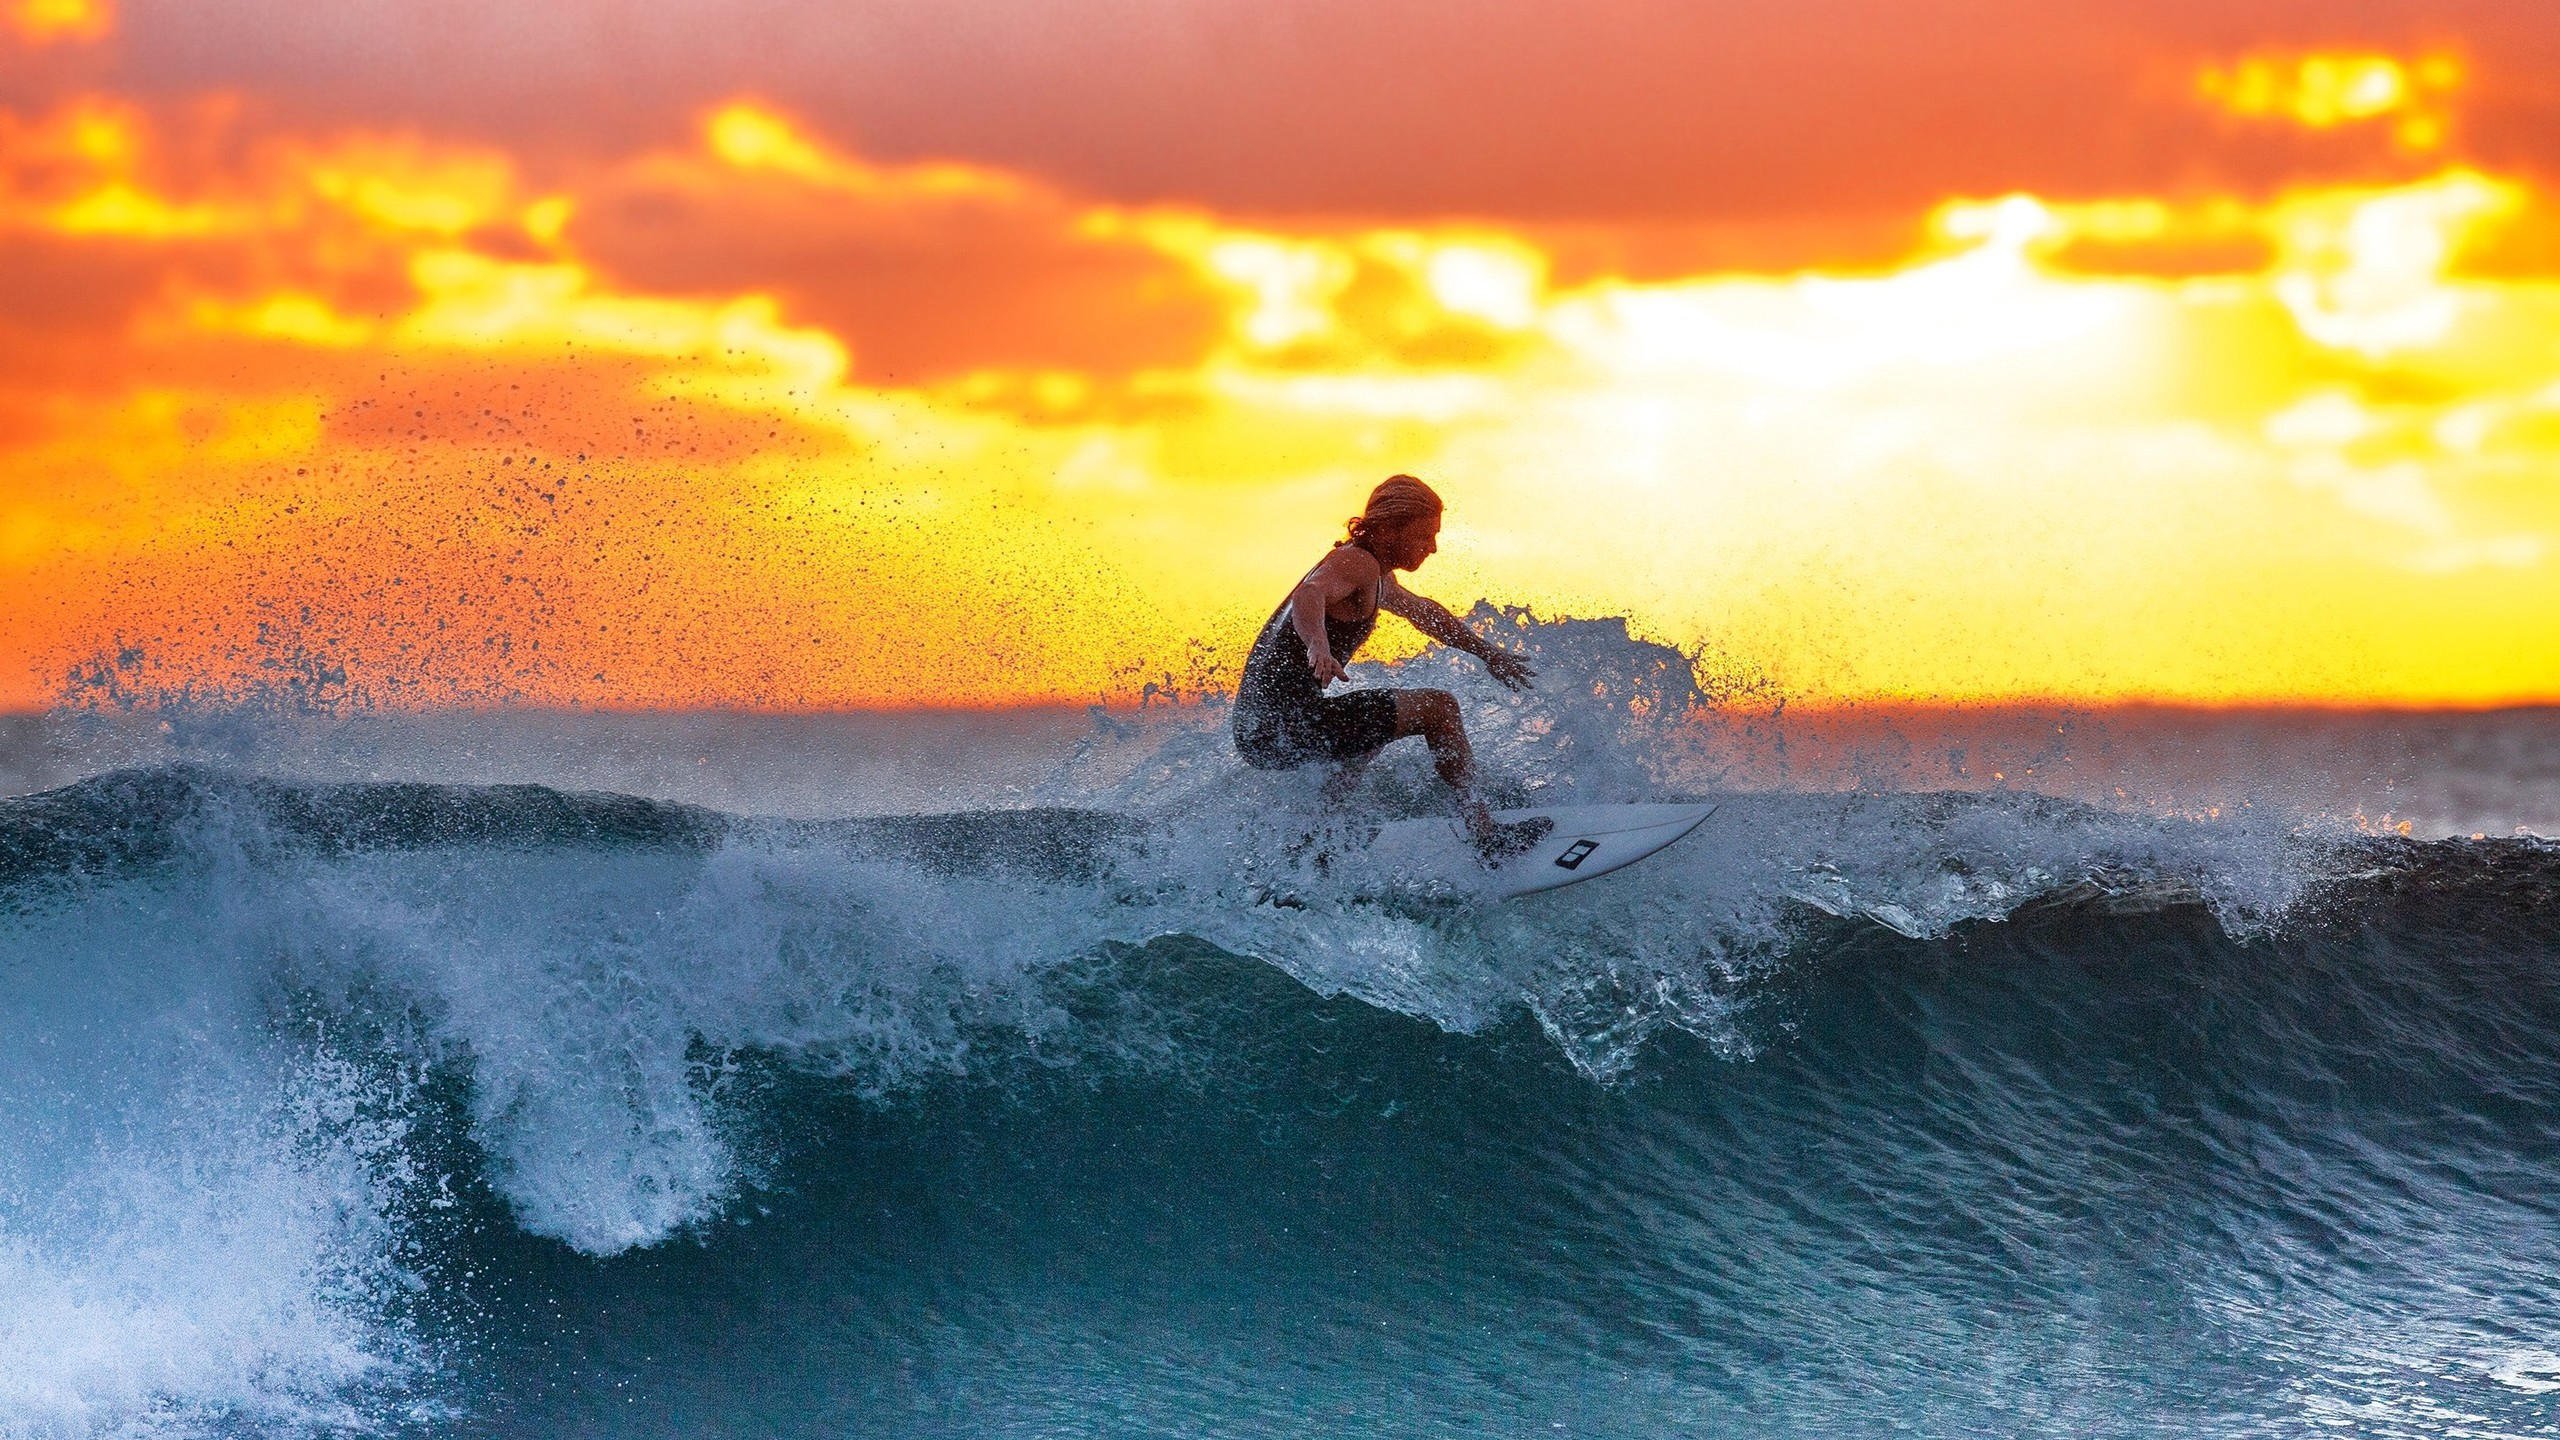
[1320,542,1383,585]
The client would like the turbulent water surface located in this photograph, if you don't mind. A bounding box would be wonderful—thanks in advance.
[5,627,2559,1438]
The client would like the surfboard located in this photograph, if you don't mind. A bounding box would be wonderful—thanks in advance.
[1361,802,1719,901]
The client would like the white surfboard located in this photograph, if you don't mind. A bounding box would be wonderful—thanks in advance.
[1361,802,1719,901]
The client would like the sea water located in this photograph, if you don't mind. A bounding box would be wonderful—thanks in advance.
[4,619,2558,1438]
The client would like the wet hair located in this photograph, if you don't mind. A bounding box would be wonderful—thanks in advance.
[1342,474,1443,549]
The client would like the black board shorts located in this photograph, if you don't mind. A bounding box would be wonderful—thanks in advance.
[1233,687,1402,770]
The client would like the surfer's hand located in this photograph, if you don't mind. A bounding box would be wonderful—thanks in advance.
[1310,649,1350,686]
[1484,649,1536,692]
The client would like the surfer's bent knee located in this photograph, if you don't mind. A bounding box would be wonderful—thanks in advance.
[1392,688,1460,735]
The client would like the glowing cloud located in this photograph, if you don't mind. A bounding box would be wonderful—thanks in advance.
[702,101,1021,201]
[2198,50,2465,152]
[5,0,109,45]
[2,23,2559,712]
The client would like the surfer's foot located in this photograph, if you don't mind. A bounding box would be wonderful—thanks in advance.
[1467,812,1553,866]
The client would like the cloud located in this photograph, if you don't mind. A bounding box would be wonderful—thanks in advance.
[566,104,1229,384]
[5,0,109,46]
[90,0,2560,233]
[3,20,2560,709]
[2197,49,2465,152]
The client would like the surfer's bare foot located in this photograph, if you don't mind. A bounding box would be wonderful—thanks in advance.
[1466,808,1553,865]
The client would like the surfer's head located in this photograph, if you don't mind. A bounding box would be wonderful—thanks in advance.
[1345,474,1443,570]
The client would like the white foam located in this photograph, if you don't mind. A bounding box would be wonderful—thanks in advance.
[0,883,425,1439]
[2489,1348,2560,1394]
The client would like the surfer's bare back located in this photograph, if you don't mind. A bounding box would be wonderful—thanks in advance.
[1231,474,1549,859]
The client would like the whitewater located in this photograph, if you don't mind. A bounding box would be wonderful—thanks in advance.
[4,617,2558,1438]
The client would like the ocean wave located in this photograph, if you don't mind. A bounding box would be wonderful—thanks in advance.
[8,618,2558,1435]
[2,754,2554,1435]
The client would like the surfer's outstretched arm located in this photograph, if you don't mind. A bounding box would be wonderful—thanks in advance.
[1382,582,1536,691]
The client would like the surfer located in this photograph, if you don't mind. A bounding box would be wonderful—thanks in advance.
[1233,474,1552,860]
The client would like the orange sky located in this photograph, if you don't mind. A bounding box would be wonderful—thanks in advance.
[5,0,2559,709]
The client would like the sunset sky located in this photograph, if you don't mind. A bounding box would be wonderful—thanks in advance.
[5,0,2558,708]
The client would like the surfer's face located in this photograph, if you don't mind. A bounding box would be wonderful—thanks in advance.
[1378,513,1441,571]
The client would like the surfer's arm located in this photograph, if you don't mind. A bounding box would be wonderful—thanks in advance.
[1383,583,1536,691]
[1288,550,1371,686]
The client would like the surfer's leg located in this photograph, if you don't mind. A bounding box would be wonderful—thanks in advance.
[1390,689,1548,861]
[1393,689,1496,833]
[1390,689,1474,791]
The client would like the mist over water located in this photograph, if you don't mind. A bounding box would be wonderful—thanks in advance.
[5,616,2558,1438]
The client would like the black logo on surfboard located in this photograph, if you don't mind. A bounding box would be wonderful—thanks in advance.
[1554,838,1599,870]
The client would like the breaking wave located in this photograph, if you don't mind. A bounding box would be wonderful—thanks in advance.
[6,616,2557,1437]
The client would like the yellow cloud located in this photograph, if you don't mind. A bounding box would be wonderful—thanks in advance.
[5,0,110,45]
[1104,213,1554,366]
[302,139,517,236]
[702,101,1021,200]
[0,100,251,237]
[2198,49,2464,151]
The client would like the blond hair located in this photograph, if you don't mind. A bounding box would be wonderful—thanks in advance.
[1343,474,1442,548]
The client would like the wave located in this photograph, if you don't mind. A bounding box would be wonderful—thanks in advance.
[8,626,2560,1434]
